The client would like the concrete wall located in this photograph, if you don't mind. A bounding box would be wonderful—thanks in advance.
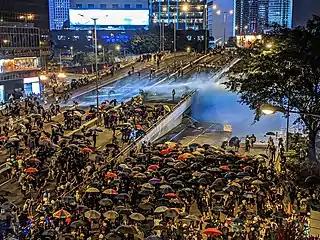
[137,93,195,144]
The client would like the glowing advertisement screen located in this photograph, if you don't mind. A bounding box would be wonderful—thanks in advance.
[69,9,149,26]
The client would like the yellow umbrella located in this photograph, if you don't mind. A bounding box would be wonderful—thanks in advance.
[163,105,171,112]
[86,187,100,193]
[197,148,205,153]
[192,151,202,155]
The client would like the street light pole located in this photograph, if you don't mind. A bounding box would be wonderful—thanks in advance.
[93,18,99,112]
[204,5,208,53]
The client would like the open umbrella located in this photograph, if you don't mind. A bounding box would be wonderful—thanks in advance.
[103,189,117,195]
[203,228,222,236]
[142,183,155,190]
[104,210,119,220]
[138,202,154,211]
[99,198,113,207]
[219,166,230,171]
[129,212,145,221]
[42,229,57,237]
[86,187,100,193]
[70,220,85,228]
[81,147,92,153]
[105,172,117,179]
[116,193,129,200]
[252,180,264,185]
[164,208,179,218]
[84,210,101,219]
[53,209,71,219]
[174,162,187,169]
[106,233,121,240]
[148,164,160,171]
[148,178,160,184]
[24,168,38,173]
[265,131,276,136]
[154,206,168,213]
[114,225,138,235]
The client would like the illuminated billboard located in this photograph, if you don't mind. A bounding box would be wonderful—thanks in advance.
[69,9,149,27]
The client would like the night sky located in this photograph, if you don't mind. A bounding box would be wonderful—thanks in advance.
[1,0,319,29]
[293,0,320,26]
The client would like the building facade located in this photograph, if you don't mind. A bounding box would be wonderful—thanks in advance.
[0,22,44,100]
[151,0,206,30]
[70,0,148,9]
[268,0,292,28]
[49,0,70,30]
[234,0,292,35]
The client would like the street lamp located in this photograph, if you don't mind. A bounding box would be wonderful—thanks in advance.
[216,9,234,46]
[260,104,320,151]
[115,45,120,51]
[98,45,105,63]
[78,14,100,111]
[182,4,189,30]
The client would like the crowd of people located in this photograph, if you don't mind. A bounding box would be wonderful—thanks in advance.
[3,137,319,239]
[0,93,180,238]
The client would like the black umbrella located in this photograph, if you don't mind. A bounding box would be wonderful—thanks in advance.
[114,225,138,235]
[70,220,85,228]
[138,202,154,211]
[116,193,130,200]
[305,175,320,185]
[229,137,239,147]
[42,229,56,237]
[265,132,276,136]
[106,233,121,240]
[99,198,113,207]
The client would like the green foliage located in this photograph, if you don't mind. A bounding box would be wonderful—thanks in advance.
[225,16,320,161]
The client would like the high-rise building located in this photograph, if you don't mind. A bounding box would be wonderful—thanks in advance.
[49,0,70,30]
[234,0,292,35]
[268,0,292,28]
[151,0,206,30]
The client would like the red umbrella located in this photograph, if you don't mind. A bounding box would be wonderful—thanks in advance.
[164,193,178,198]
[105,172,117,179]
[0,136,7,141]
[24,168,38,173]
[53,209,72,219]
[203,228,222,236]
[219,166,231,171]
[160,148,171,155]
[81,148,92,153]
[87,113,94,117]
[136,124,143,130]
[148,165,159,171]
[135,108,142,112]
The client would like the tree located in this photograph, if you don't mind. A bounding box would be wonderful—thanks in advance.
[225,16,320,162]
